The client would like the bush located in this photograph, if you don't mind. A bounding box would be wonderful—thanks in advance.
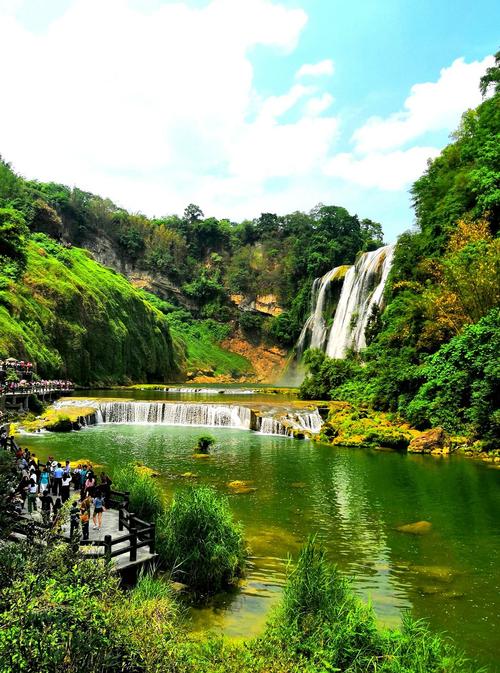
[195,434,215,454]
[156,486,245,596]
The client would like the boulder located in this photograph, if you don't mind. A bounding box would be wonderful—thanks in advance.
[408,427,449,454]
[396,521,432,535]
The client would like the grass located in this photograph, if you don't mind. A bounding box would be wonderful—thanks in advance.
[112,464,165,521]
[156,486,246,596]
[169,318,253,378]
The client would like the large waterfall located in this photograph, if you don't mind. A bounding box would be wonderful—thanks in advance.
[54,400,322,438]
[295,266,347,357]
[295,244,394,361]
[325,244,395,358]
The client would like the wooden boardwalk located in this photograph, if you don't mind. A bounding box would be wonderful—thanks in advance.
[19,493,157,573]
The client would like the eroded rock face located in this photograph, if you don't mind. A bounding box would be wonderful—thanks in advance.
[408,427,450,454]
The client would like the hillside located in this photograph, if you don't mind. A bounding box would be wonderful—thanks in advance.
[299,56,500,445]
[0,234,180,385]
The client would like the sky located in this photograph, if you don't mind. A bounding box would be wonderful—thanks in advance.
[0,0,498,241]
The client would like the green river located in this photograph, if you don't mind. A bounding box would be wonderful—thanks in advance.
[19,389,500,672]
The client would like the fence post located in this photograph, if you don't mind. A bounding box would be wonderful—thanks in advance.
[149,523,156,554]
[129,527,137,562]
[118,507,124,532]
[104,535,112,563]
[129,512,136,531]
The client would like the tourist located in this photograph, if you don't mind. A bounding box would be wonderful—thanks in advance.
[52,462,64,495]
[84,471,96,497]
[92,490,105,530]
[17,474,30,507]
[80,506,89,541]
[27,478,38,514]
[39,489,52,525]
[39,467,50,494]
[61,471,72,503]
[72,464,82,491]
[100,472,112,508]
[52,497,63,524]
[69,502,80,539]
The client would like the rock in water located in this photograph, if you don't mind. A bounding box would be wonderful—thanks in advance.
[396,521,432,535]
[408,428,449,454]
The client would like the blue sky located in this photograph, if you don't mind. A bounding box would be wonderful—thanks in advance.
[0,0,497,241]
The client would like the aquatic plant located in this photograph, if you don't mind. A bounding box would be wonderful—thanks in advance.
[195,434,215,454]
[156,485,245,595]
[113,464,165,521]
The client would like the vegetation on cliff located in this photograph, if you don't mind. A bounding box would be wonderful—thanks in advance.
[0,233,179,385]
[300,55,500,444]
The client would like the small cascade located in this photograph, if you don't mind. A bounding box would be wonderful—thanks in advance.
[257,409,323,437]
[295,266,347,358]
[97,401,252,429]
[326,244,395,358]
[258,417,290,436]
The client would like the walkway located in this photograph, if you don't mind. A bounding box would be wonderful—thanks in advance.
[19,496,157,572]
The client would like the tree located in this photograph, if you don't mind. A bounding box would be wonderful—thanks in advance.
[480,50,500,97]
[0,207,29,267]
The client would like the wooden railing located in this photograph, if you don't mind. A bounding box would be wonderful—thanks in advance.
[8,488,156,567]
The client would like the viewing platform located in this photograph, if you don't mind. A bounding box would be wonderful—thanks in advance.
[11,490,157,576]
[0,382,74,411]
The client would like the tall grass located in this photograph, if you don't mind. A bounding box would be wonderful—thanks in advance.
[156,486,245,596]
[113,465,164,521]
[256,537,479,673]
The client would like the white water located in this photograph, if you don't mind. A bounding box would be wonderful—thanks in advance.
[54,400,322,437]
[295,266,346,357]
[325,244,394,358]
[257,409,323,437]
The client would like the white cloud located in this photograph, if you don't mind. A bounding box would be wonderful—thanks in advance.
[0,1,493,242]
[352,56,494,153]
[304,93,334,116]
[324,147,440,191]
[295,59,334,79]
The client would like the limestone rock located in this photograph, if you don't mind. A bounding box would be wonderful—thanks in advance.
[408,428,450,454]
[396,521,432,535]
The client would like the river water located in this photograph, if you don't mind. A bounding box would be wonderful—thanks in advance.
[20,392,500,671]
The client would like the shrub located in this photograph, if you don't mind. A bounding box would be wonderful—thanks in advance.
[156,486,245,595]
[195,434,216,454]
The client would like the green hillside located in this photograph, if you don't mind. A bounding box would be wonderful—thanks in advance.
[0,234,180,385]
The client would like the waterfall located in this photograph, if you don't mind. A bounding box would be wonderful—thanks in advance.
[295,266,347,357]
[97,401,252,429]
[53,400,322,438]
[325,244,395,358]
[257,409,323,437]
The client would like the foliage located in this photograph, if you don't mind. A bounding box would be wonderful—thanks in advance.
[0,235,179,384]
[113,464,165,521]
[195,434,216,454]
[156,486,245,595]
[299,349,363,400]
[407,307,500,440]
[0,452,17,536]
[254,538,474,673]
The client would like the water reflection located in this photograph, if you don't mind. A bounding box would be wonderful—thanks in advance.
[21,424,500,671]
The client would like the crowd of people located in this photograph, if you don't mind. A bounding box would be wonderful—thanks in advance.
[0,378,74,396]
[9,446,113,540]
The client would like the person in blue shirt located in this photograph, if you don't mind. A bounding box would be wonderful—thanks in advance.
[52,463,64,496]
